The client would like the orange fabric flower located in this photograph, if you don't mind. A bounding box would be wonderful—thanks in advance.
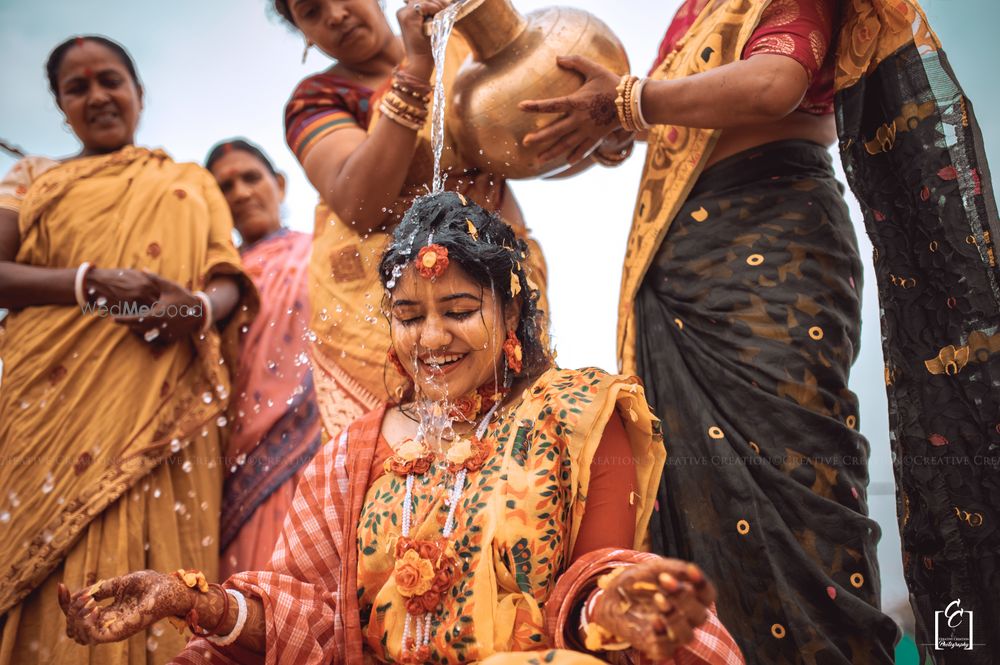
[393,538,457,613]
[384,438,435,476]
[393,549,435,598]
[416,244,449,279]
[446,436,492,473]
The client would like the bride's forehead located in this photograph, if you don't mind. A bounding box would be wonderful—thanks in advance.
[390,263,487,299]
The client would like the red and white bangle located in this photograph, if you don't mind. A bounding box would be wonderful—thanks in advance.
[193,290,213,334]
[74,262,94,308]
[206,589,247,647]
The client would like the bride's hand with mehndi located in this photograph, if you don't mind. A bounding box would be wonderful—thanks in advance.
[58,571,195,645]
[590,558,716,661]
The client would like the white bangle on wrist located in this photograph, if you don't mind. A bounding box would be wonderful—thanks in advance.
[205,589,247,647]
[193,290,213,334]
[74,262,93,309]
[634,77,651,130]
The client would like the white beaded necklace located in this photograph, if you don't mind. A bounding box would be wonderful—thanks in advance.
[398,398,502,658]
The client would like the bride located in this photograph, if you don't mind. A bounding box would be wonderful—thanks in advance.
[60,192,742,665]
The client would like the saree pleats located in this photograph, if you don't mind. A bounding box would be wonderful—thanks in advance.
[636,141,898,664]
[0,432,221,665]
[220,230,321,577]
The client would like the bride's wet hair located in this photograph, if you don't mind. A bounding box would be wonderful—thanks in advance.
[379,191,550,379]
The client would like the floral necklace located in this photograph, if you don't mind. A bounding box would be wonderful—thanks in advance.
[384,388,505,663]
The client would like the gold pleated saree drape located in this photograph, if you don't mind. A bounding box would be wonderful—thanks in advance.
[0,146,256,665]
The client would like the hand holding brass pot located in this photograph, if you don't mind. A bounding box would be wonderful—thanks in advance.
[445,0,629,179]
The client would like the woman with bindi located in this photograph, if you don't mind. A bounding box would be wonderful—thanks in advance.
[271,0,551,443]
[0,36,256,665]
[205,138,323,580]
[59,192,745,665]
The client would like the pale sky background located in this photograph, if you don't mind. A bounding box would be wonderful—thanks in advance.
[1,0,997,626]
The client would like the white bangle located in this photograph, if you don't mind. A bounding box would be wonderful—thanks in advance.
[634,78,651,130]
[206,589,247,647]
[74,262,93,309]
[193,290,213,334]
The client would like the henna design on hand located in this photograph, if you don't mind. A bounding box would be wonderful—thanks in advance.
[59,571,195,645]
[592,559,716,661]
[588,93,617,126]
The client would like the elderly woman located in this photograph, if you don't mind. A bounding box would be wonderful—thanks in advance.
[270,0,549,442]
[520,0,1000,662]
[0,36,255,664]
[58,192,744,665]
[204,139,321,579]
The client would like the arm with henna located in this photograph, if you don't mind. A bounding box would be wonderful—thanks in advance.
[58,572,267,655]
[520,53,809,163]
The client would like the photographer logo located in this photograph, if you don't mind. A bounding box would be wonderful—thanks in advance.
[934,599,974,651]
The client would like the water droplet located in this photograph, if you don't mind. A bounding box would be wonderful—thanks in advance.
[216,415,228,427]
[201,392,213,404]
[0,511,10,523]
[174,501,187,515]
[95,296,108,307]
[41,474,55,494]
[201,536,214,547]
[143,328,160,342]
[182,460,193,473]
[153,488,162,499]
[146,637,158,652]
[170,438,182,453]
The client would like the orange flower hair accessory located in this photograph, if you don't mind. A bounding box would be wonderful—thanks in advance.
[416,244,449,279]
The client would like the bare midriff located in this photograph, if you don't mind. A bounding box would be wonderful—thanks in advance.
[705,111,836,168]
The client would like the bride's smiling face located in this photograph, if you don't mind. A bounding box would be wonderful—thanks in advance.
[388,263,517,402]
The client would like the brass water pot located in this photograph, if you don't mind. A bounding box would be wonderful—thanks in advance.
[445,0,629,179]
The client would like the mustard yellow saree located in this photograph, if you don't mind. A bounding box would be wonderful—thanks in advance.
[0,146,255,665]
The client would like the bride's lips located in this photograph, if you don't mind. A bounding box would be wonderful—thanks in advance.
[419,353,467,375]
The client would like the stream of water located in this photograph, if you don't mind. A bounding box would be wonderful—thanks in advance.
[429,0,467,193]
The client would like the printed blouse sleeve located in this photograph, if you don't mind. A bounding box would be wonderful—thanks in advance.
[284,74,369,163]
[742,0,836,82]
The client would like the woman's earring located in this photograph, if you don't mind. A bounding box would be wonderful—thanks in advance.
[301,40,313,64]
[503,330,523,375]
[388,347,408,377]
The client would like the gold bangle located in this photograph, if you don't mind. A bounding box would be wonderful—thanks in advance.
[616,75,640,132]
[382,91,428,120]
[392,81,431,104]
[392,66,433,98]
[614,74,632,132]
[379,100,424,131]
[382,102,427,128]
